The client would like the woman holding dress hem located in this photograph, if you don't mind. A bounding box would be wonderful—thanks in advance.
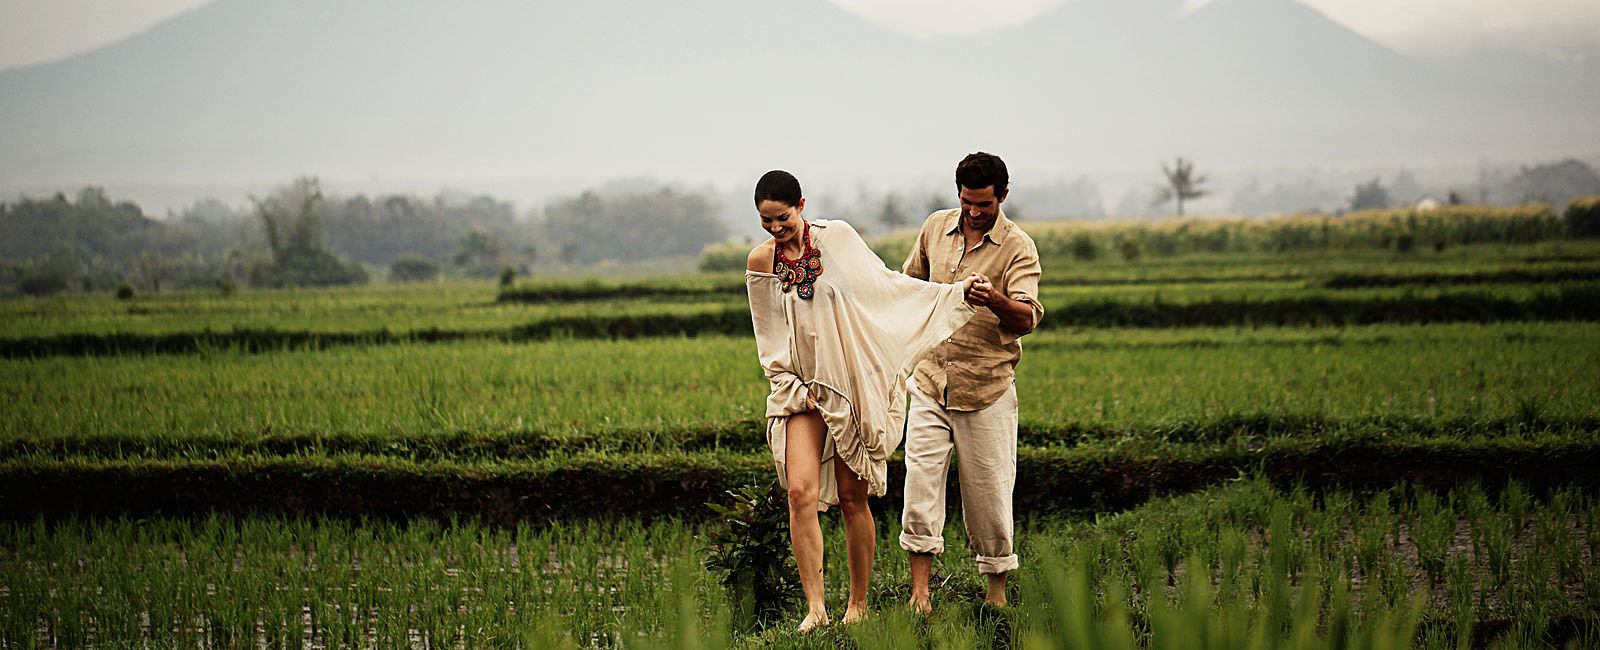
[745,170,977,631]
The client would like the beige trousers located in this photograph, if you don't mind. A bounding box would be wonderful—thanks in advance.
[898,378,1019,574]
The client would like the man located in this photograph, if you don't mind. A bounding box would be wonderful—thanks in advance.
[899,151,1043,611]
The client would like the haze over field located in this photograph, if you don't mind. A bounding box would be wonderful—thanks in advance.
[0,0,1597,215]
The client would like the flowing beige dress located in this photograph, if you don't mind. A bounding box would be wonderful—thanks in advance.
[746,219,975,510]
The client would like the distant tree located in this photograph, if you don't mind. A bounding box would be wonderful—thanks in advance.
[389,254,440,282]
[1350,178,1390,211]
[1153,157,1209,216]
[17,246,81,296]
[1508,159,1600,209]
[1390,169,1421,204]
[879,194,908,232]
[538,187,724,265]
[453,229,510,279]
[248,177,368,288]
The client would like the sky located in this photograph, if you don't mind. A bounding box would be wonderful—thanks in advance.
[1,0,1599,72]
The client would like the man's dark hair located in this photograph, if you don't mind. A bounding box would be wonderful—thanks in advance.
[955,152,1008,198]
[754,170,803,207]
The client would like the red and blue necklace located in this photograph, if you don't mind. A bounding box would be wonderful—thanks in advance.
[775,221,823,299]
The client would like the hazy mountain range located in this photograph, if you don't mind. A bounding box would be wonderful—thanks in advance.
[2,0,1596,209]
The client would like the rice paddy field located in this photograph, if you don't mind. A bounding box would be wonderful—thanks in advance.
[2,232,1598,648]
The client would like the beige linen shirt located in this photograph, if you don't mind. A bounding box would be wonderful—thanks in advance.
[747,219,975,508]
[903,208,1044,411]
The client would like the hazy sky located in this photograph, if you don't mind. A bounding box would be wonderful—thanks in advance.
[2,0,1598,71]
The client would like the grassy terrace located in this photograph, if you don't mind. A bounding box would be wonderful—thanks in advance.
[3,235,1598,647]
[3,240,1596,341]
[3,322,1596,447]
[2,480,1594,648]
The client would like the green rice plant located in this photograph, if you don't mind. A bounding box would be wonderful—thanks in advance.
[1411,488,1454,587]
[1502,481,1533,532]
[1446,552,1474,650]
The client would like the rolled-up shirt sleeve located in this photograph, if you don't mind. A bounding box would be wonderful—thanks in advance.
[997,239,1044,345]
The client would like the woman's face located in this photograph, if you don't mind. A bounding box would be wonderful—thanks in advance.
[757,198,806,246]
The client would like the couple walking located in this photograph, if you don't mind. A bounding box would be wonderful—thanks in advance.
[745,152,1044,631]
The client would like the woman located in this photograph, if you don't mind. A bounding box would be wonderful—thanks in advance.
[745,170,976,630]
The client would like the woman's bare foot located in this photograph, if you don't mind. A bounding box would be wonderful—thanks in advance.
[841,605,870,624]
[798,609,830,633]
[908,594,932,614]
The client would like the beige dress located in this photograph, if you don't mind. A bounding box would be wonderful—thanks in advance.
[746,219,975,510]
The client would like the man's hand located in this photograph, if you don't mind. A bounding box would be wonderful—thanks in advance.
[964,273,997,306]
[964,272,1036,333]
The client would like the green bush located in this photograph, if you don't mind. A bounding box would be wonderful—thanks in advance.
[387,254,439,283]
[1566,195,1600,238]
[701,482,798,628]
[699,242,748,272]
[115,284,135,300]
[1069,232,1099,261]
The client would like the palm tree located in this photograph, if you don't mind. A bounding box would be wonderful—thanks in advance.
[1153,156,1209,216]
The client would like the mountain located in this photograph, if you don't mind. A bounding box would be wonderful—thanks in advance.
[1,0,1596,195]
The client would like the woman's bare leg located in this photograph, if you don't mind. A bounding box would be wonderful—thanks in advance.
[785,411,829,631]
[834,459,874,624]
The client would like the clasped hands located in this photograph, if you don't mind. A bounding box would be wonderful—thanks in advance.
[961,272,999,307]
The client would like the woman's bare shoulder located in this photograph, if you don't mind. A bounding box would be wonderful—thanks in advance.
[747,239,776,272]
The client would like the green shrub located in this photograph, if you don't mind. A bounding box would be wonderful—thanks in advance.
[1119,239,1141,261]
[387,254,439,283]
[1566,195,1600,238]
[699,242,748,272]
[1396,232,1416,253]
[701,482,798,628]
[1070,232,1099,261]
[115,284,135,300]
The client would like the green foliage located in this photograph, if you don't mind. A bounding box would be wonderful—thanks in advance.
[1566,195,1600,238]
[1351,177,1390,211]
[1069,232,1100,260]
[701,482,799,627]
[539,188,724,266]
[1155,156,1210,216]
[15,245,81,296]
[698,242,749,272]
[115,284,134,300]
[248,178,368,288]
[1396,232,1416,253]
[499,265,516,287]
[387,253,440,282]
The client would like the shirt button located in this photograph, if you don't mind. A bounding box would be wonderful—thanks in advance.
[946,361,954,366]
[949,267,956,272]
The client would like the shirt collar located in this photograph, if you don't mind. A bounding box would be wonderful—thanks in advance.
[942,207,1013,245]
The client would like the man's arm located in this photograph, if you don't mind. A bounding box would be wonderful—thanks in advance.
[964,276,1036,333]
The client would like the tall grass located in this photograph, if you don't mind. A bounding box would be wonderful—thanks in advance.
[4,480,1593,648]
[2,322,1596,445]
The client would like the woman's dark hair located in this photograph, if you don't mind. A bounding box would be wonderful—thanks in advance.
[955,152,1008,197]
[754,170,803,207]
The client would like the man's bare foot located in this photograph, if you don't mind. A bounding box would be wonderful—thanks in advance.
[798,610,830,633]
[841,605,870,624]
[908,594,932,614]
[984,574,1008,607]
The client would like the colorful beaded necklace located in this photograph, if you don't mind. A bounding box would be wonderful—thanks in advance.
[774,221,823,299]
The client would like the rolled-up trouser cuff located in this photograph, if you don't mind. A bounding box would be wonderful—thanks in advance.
[976,553,1019,575]
[899,531,945,555]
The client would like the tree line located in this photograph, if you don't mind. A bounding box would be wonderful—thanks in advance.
[0,178,726,297]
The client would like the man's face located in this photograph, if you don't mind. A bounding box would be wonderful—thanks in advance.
[958,185,1005,233]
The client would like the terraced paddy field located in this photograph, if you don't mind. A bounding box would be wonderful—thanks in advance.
[2,237,1597,647]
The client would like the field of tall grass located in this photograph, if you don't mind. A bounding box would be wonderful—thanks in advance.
[2,231,1597,647]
